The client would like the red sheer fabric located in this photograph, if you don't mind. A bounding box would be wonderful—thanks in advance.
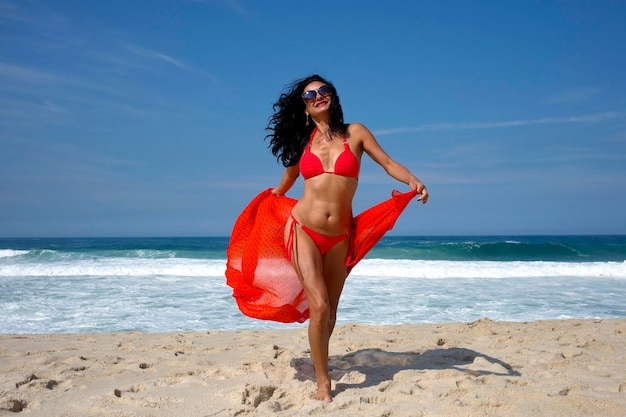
[225,188,417,323]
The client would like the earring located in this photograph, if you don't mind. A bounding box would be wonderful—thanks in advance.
[305,113,309,126]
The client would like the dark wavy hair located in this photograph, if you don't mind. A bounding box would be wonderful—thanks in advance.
[266,74,346,167]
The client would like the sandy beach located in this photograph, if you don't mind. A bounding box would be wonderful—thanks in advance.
[1,318,624,416]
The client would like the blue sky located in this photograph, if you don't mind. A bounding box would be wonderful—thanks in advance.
[1,0,625,237]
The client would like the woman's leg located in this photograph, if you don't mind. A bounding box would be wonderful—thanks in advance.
[285,220,334,402]
[310,237,350,401]
[322,238,350,338]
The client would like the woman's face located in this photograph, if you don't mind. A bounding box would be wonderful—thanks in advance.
[302,81,332,113]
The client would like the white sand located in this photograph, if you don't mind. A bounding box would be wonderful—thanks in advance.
[1,318,625,416]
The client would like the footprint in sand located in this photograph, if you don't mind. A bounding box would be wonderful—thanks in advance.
[15,374,59,391]
[7,399,28,412]
[273,344,285,359]
[241,384,277,408]
[15,374,38,388]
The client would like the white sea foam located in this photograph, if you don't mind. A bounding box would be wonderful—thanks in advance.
[0,249,30,258]
[351,259,626,279]
[2,256,625,333]
[0,258,226,277]
[2,272,624,334]
[2,257,625,279]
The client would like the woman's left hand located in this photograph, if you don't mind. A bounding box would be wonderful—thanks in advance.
[410,179,429,204]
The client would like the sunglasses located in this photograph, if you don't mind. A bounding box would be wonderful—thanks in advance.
[302,85,332,103]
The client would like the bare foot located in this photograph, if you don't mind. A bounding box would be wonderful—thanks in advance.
[311,380,332,403]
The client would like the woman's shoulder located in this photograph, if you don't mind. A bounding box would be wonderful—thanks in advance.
[346,122,369,134]
[346,122,374,139]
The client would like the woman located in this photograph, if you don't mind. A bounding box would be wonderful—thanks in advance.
[266,74,428,402]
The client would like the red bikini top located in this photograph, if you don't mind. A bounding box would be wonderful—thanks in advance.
[299,127,360,180]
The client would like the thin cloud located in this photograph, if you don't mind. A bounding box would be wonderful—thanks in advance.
[535,147,626,164]
[374,112,622,136]
[0,62,61,83]
[0,97,72,128]
[3,1,219,85]
[152,52,219,83]
[123,44,219,84]
[545,87,601,104]
[0,0,32,24]
[186,0,253,18]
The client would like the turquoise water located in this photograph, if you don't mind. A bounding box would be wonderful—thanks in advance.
[1,236,625,334]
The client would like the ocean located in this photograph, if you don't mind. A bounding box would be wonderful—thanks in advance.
[1,236,625,334]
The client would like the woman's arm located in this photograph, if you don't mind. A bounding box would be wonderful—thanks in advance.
[353,123,429,204]
[272,164,300,196]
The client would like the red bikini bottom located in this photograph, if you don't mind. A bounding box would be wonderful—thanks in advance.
[286,215,350,262]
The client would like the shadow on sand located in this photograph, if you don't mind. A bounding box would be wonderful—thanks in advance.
[291,346,520,394]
